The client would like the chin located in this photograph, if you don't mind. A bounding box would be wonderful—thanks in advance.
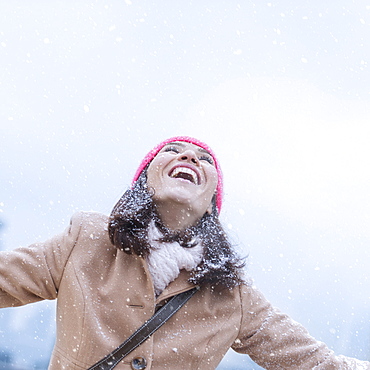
[154,185,207,211]
[157,194,196,210]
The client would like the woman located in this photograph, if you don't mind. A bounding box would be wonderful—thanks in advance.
[0,136,368,369]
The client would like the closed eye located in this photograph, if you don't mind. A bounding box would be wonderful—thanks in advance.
[163,146,180,154]
[199,155,214,165]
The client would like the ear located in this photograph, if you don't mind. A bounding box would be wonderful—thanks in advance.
[206,202,213,215]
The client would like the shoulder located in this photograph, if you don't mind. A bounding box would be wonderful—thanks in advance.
[70,211,109,225]
[236,278,274,315]
[66,211,111,247]
[66,211,116,264]
[68,211,109,234]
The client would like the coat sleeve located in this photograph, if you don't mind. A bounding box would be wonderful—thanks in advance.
[0,212,84,307]
[232,283,370,369]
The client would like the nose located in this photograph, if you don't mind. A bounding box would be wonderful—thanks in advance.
[178,150,199,165]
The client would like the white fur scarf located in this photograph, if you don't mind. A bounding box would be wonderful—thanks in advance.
[146,220,203,296]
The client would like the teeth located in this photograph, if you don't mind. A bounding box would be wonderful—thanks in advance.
[170,167,198,185]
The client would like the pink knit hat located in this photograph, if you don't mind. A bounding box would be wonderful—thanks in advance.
[132,136,223,212]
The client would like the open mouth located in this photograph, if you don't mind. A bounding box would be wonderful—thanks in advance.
[169,166,199,185]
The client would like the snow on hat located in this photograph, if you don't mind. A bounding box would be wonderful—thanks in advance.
[132,136,223,212]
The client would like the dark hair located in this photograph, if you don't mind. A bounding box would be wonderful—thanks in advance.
[108,170,245,289]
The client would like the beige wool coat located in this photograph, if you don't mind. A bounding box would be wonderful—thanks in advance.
[0,211,368,369]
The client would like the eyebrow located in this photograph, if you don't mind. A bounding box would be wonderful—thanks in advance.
[166,142,212,155]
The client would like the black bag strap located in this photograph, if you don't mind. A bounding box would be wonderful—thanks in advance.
[88,287,199,370]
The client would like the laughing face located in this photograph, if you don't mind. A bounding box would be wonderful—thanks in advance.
[146,141,218,228]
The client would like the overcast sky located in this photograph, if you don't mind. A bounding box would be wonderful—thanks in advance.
[1,1,370,368]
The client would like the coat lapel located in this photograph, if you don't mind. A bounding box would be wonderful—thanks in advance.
[155,269,195,304]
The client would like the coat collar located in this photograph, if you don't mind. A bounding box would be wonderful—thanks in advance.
[155,269,196,304]
[137,249,197,305]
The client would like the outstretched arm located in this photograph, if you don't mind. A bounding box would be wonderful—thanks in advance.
[0,213,83,307]
[233,283,370,369]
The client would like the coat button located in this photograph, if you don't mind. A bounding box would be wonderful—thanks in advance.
[131,356,147,370]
